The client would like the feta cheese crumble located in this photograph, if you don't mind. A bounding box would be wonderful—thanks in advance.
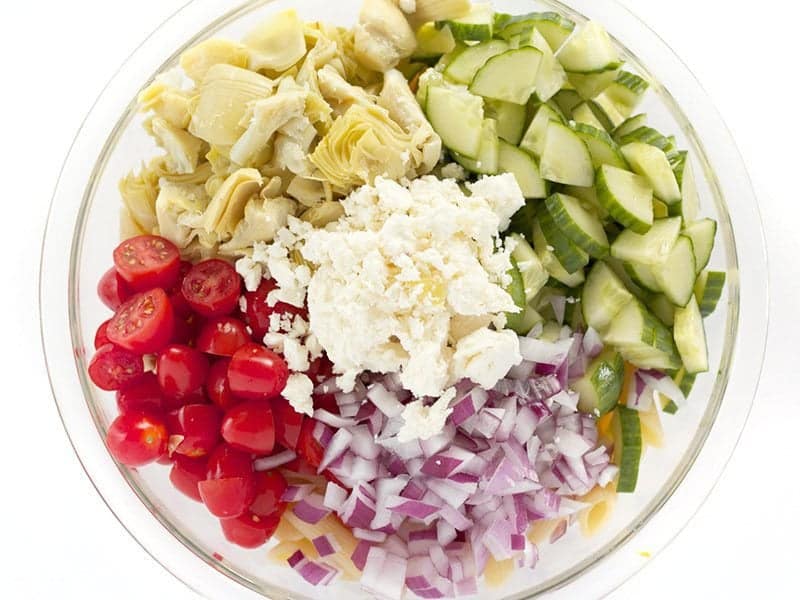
[282,373,314,416]
[397,387,456,442]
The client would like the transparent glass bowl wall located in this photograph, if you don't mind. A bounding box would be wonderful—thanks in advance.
[40,0,769,598]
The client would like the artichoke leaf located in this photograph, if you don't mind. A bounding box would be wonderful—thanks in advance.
[244,9,307,73]
[286,176,326,208]
[354,0,416,73]
[300,200,345,228]
[119,163,160,236]
[155,181,210,248]
[219,196,298,254]
[200,168,263,239]
[138,78,192,130]
[146,117,204,175]
[180,38,249,83]
[317,64,376,111]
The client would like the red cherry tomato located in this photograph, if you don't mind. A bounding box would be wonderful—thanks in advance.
[113,235,181,292]
[220,511,281,548]
[116,373,163,414]
[181,259,241,318]
[169,454,208,502]
[161,387,207,412]
[227,344,289,401]
[271,398,305,450]
[157,345,209,400]
[196,317,251,357]
[106,412,168,467]
[306,354,334,383]
[220,401,276,455]
[206,444,254,480]
[198,477,254,518]
[94,319,112,350]
[250,471,288,517]
[107,289,175,354]
[296,419,325,469]
[97,267,132,311]
[243,279,307,339]
[88,343,144,391]
[313,393,339,414]
[206,359,239,410]
[169,404,222,458]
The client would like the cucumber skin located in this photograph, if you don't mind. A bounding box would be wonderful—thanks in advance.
[505,259,529,334]
[615,406,642,493]
[695,271,726,317]
[537,208,590,274]
[595,165,653,234]
[544,192,609,258]
[576,349,625,416]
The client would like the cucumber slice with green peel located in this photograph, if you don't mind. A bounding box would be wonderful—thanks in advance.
[540,121,594,186]
[485,99,527,145]
[415,68,444,111]
[572,102,606,130]
[618,126,674,152]
[452,118,500,174]
[470,47,543,105]
[544,192,610,258]
[532,220,586,287]
[516,27,568,102]
[682,218,716,274]
[603,300,681,370]
[497,141,548,198]
[611,218,681,265]
[586,98,620,132]
[508,200,537,240]
[646,293,675,327]
[653,199,669,219]
[576,349,625,416]
[602,71,649,118]
[567,69,619,100]
[504,259,529,334]
[498,12,576,51]
[508,233,549,301]
[557,21,622,74]
[595,164,654,234]
[493,12,514,31]
[562,184,608,220]
[425,86,484,158]
[625,262,661,293]
[673,297,708,373]
[551,88,583,116]
[652,235,696,306]
[433,44,467,73]
[613,406,642,493]
[570,122,628,170]
[613,114,648,140]
[444,39,509,84]
[582,261,633,334]
[520,103,563,156]
[661,398,679,415]
[669,151,701,222]
[621,143,681,205]
[436,2,494,41]
[537,209,590,273]
[606,258,648,301]
[694,270,726,317]
[413,23,457,59]
[672,367,697,398]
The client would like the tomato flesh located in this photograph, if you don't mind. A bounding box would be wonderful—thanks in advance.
[94,319,112,350]
[220,511,281,548]
[250,471,288,518]
[157,344,210,400]
[114,235,181,291]
[106,412,168,466]
[227,343,289,401]
[206,444,254,480]
[206,359,239,410]
[296,418,325,469]
[169,404,222,458]
[196,317,251,356]
[181,259,241,318]
[220,401,276,455]
[198,477,254,518]
[169,454,208,502]
[243,279,307,339]
[88,343,144,391]
[271,397,305,450]
[97,267,132,311]
[116,373,163,414]
[107,288,175,354]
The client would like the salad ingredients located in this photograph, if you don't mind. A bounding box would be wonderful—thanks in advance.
[227,343,290,401]
[157,345,210,400]
[107,288,175,354]
[106,412,169,467]
[181,259,241,317]
[88,344,144,391]
[220,401,277,455]
[196,317,251,356]
[113,235,181,291]
[97,267,132,311]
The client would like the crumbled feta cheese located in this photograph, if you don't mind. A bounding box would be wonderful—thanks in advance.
[440,162,467,181]
[282,373,314,416]
[397,387,456,442]
[283,336,310,372]
[452,328,523,389]
[468,173,527,232]
[235,256,263,292]
[238,296,248,313]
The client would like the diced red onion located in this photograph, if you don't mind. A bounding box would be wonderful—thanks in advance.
[387,496,440,520]
[639,370,686,407]
[281,484,315,503]
[318,428,353,472]
[450,388,489,426]
[293,493,330,524]
[312,534,339,557]
[367,382,405,418]
[425,478,476,508]
[323,481,348,511]
[507,360,535,381]
[420,422,456,457]
[314,409,357,428]
[482,518,513,560]
[351,540,373,570]
[518,336,574,365]
[312,420,334,446]
[253,449,296,471]
[421,446,475,479]
[354,527,388,543]
[583,328,603,357]
[549,519,568,543]
[512,405,539,444]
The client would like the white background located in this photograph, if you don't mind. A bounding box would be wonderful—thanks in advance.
[1,0,797,598]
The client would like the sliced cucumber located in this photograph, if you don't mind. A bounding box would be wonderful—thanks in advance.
[610,217,681,265]
[415,67,444,111]
[556,21,621,74]
[614,406,642,493]
[603,300,681,370]
[551,88,583,117]
[602,71,648,118]
[625,262,660,293]
[682,218,716,274]
[436,2,494,41]
[520,102,562,157]
[508,233,549,301]
[544,192,609,258]
[589,96,624,130]
[497,141,547,198]
[652,235,696,306]
[444,39,509,84]
[595,164,654,234]
[621,142,681,205]
[570,122,628,169]
[413,23,457,59]
[618,126,674,153]
[572,102,606,130]
[537,209,590,274]
[540,121,594,186]
[576,349,625,416]
[581,261,633,334]
[606,258,648,301]
[567,69,619,100]
[646,293,675,327]
[613,113,648,140]
[672,367,697,398]
[652,199,670,219]
[452,118,500,174]
[505,259,528,334]
[526,27,568,102]
[498,12,575,51]
[669,151,700,222]
[694,270,726,317]
[425,86,484,158]
[563,184,608,221]
[661,398,680,415]
[673,296,708,374]
[532,220,586,287]
[470,47,543,104]
[485,99,527,145]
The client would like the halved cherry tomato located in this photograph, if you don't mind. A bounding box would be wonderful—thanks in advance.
[116,373,163,414]
[206,444,254,480]
[88,343,144,391]
[107,289,175,354]
[169,404,222,458]
[271,397,305,450]
[198,477,254,518]
[295,418,325,469]
[250,471,288,517]
[243,279,307,339]
[106,412,168,466]
[97,267,132,311]
[220,511,281,548]
[227,344,289,401]
[181,259,241,318]
[313,393,339,414]
[94,319,112,350]
[206,359,239,410]
[113,235,181,292]
[169,454,208,502]
[161,387,207,412]
[157,345,209,400]
[306,354,334,384]
[196,317,250,357]
[220,401,276,455]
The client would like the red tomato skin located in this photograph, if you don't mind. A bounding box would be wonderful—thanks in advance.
[295,419,325,469]
[106,412,168,467]
[113,235,181,291]
[198,477,254,518]
[243,279,307,339]
[271,397,305,450]
[161,387,207,412]
[181,259,241,318]
[157,345,210,400]
[227,344,289,401]
[206,444,254,480]
[169,454,208,502]
[107,289,175,354]
[94,319,112,350]
[196,317,251,357]
[220,511,281,548]
[97,267,132,311]
[116,373,163,414]
[220,401,276,455]
[170,404,222,458]
[205,359,240,410]
[250,471,288,517]
[88,344,144,391]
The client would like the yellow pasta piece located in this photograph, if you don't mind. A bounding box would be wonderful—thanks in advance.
[268,538,319,565]
[282,512,361,580]
[578,485,618,537]
[180,38,249,84]
[244,9,307,73]
[273,517,305,542]
[527,518,566,546]
[483,557,515,588]
[200,168,263,239]
[640,397,665,449]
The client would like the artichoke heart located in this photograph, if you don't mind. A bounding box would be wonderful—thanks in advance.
[219,196,298,255]
[317,64,376,111]
[354,0,416,72]
[200,168,263,239]
[146,117,204,175]
[410,0,471,24]
[155,181,210,248]
[286,176,326,207]
[139,78,192,130]
[119,164,160,238]
[299,200,345,228]
[244,9,307,73]
[180,38,250,84]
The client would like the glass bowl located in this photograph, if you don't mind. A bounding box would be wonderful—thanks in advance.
[40,0,769,598]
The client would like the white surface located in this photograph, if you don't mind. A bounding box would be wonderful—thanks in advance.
[1,0,796,598]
